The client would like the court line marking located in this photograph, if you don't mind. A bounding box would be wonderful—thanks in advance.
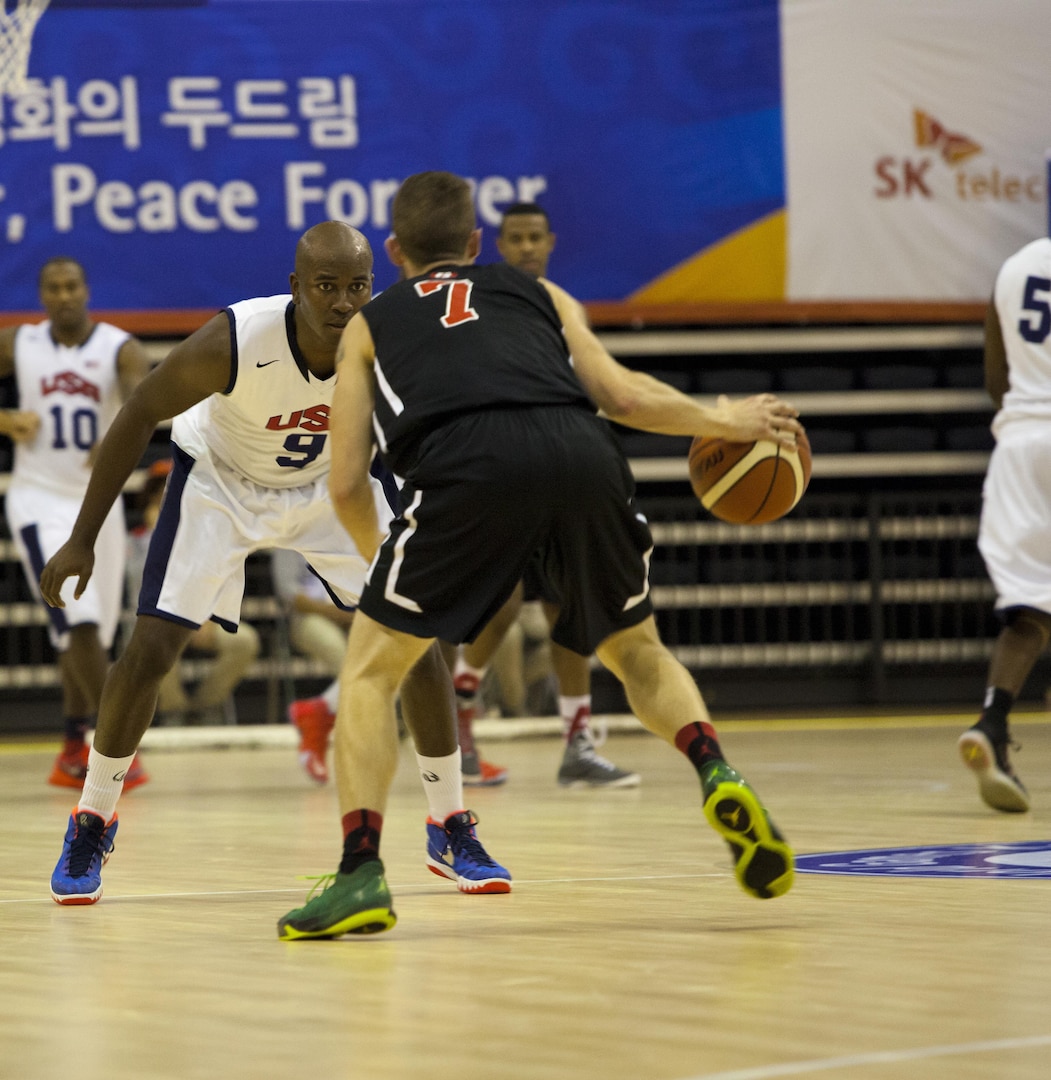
[2,712,1048,758]
[714,712,1051,734]
[0,870,734,906]
[682,1034,1051,1080]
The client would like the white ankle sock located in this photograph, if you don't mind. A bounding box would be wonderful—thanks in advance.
[78,748,136,820]
[560,695,591,738]
[453,657,487,697]
[321,679,340,715]
[416,748,464,823]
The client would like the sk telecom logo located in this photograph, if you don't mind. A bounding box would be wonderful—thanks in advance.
[875,109,1042,204]
[913,109,982,165]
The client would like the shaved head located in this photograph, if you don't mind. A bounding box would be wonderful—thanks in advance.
[295,220,373,278]
[289,221,375,361]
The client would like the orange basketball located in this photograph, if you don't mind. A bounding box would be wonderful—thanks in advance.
[688,432,811,524]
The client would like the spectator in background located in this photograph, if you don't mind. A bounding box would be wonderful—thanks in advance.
[958,236,1051,814]
[128,459,259,723]
[450,202,640,790]
[0,257,149,791]
[272,547,349,782]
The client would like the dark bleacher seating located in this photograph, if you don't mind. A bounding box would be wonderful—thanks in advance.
[861,364,938,390]
[862,426,939,453]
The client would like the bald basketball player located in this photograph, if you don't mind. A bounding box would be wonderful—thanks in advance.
[40,221,508,908]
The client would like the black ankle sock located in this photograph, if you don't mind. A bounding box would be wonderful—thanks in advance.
[674,721,725,773]
[979,687,1013,739]
[339,810,382,875]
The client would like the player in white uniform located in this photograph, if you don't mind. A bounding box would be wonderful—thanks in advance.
[39,222,510,910]
[958,237,1051,813]
[0,257,150,789]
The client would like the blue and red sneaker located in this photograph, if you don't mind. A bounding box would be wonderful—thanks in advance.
[425,810,511,894]
[50,808,118,905]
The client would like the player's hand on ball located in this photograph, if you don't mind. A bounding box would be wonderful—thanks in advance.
[714,394,802,448]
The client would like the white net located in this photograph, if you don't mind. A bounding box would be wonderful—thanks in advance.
[0,0,51,94]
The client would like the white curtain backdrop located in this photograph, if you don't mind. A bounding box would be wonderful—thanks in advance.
[782,0,1051,300]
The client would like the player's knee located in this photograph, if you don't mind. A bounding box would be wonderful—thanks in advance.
[122,618,193,680]
[64,621,102,651]
[1006,606,1051,645]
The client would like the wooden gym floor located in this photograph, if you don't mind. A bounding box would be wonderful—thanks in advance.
[2,713,1049,1080]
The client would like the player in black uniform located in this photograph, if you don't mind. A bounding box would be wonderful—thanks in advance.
[278,172,804,939]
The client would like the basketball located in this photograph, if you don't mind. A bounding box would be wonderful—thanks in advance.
[688,432,812,525]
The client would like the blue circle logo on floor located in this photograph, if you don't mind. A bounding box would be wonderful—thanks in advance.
[795,840,1051,879]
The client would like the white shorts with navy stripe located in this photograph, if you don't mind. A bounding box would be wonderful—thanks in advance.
[5,481,126,651]
[979,418,1051,616]
[138,444,391,630]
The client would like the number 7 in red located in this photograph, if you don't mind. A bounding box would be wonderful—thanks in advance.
[414,278,480,328]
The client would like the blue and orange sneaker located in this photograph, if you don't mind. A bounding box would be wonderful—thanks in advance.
[700,760,794,900]
[51,808,118,905]
[425,810,512,894]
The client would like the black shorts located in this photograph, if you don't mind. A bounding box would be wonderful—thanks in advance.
[521,550,559,604]
[359,405,654,654]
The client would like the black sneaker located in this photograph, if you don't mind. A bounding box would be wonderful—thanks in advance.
[958,722,1030,813]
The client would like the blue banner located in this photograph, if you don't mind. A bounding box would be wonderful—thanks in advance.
[2,0,783,310]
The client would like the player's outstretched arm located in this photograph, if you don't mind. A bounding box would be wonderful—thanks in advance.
[329,314,384,562]
[541,279,801,446]
[39,314,231,608]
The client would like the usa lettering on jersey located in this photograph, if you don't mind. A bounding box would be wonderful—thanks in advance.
[265,404,330,431]
[40,371,102,402]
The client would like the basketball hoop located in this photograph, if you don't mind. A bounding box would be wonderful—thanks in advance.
[0,0,51,95]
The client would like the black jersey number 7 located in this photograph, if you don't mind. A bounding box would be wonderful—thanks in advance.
[415,279,479,328]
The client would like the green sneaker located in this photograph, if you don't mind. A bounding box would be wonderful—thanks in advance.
[278,860,397,940]
[700,760,794,900]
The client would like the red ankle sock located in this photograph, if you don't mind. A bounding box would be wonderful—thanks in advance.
[674,721,725,772]
[340,809,383,873]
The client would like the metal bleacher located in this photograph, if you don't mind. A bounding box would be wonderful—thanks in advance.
[0,321,1008,728]
[601,322,1001,711]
